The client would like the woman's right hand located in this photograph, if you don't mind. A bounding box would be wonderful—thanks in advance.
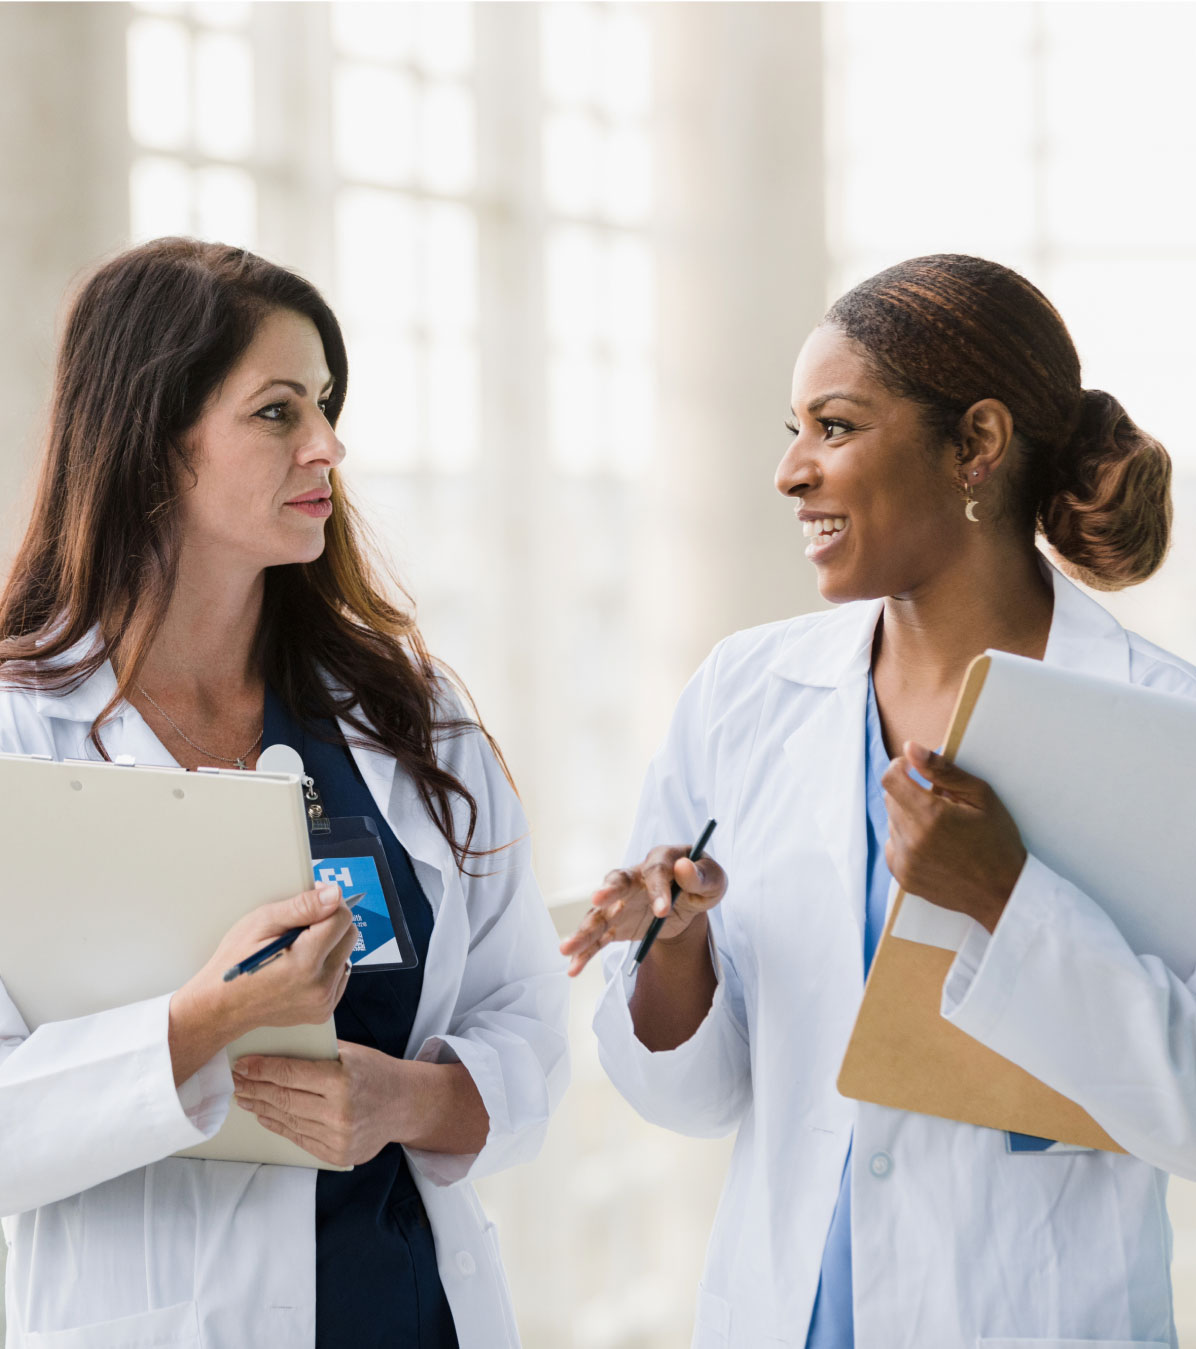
[560,845,728,978]
[168,882,358,1085]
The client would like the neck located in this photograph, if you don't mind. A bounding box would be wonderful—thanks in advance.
[137,551,267,706]
[875,538,1054,697]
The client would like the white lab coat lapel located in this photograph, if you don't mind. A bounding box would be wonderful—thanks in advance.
[343,729,470,1055]
[757,558,1127,949]
[771,600,883,941]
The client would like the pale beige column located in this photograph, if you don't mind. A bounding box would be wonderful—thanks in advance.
[0,3,130,570]
[630,0,829,756]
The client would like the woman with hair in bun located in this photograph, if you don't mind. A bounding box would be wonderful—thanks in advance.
[563,254,1192,1348]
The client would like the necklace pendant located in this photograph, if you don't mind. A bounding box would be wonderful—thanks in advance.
[235,758,247,770]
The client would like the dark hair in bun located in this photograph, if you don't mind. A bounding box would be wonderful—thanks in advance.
[823,254,1171,590]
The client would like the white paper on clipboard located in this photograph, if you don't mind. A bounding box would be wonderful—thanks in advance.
[888,650,1196,977]
[0,752,347,1170]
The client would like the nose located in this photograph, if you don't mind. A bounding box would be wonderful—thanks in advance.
[297,409,346,469]
[775,428,820,498]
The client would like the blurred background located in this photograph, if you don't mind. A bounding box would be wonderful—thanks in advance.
[3,1,1195,1343]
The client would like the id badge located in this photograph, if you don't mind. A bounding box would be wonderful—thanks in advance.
[313,815,419,973]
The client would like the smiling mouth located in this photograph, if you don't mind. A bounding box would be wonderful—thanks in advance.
[802,516,848,558]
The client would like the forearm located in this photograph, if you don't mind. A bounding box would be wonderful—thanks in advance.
[629,913,718,1052]
[392,1058,491,1155]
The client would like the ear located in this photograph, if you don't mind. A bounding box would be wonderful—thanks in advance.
[954,398,1014,488]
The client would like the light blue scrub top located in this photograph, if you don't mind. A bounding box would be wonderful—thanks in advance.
[804,673,892,1349]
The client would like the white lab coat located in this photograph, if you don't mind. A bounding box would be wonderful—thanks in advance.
[0,647,569,1348]
[595,560,1196,1349]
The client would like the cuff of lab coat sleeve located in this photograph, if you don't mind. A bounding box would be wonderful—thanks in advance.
[941,855,1049,1042]
[403,1034,498,1186]
[144,994,231,1149]
[175,1048,234,1138]
[592,934,738,1117]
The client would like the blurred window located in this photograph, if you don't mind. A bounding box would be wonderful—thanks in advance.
[126,2,257,246]
[330,2,480,475]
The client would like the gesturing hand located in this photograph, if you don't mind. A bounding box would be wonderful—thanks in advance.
[882,741,1027,934]
[233,1042,402,1167]
[559,844,727,978]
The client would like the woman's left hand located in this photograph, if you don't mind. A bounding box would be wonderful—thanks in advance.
[881,741,1027,933]
[232,1042,402,1167]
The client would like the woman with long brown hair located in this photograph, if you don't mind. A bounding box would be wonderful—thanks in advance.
[564,254,1194,1347]
[0,238,568,1349]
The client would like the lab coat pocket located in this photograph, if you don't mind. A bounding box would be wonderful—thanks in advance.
[693,1285,731,1346]
[25,1300,200,1349]
[977,1338,1169,1347]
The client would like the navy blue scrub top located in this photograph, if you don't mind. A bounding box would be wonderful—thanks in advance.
[261,688,459,1349]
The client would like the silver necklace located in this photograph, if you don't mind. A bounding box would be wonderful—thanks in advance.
[136,685,263,770]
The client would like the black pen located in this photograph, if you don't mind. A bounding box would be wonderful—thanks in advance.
[223,893,365,982]
[625,820,717,975]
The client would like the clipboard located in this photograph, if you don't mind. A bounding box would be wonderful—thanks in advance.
[838,649,1196,1151]
[0,752,347,1170]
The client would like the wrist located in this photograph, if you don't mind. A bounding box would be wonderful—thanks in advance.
[385,1055,422,1145]
[174,976,244,1056]
[650,910,710,956]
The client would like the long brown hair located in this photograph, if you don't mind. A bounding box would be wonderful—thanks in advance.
[824,254,1171,590]
[0,237,503,867]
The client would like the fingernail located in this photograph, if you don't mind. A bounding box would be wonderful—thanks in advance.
[315,882,340,904]
[654,898,669,916]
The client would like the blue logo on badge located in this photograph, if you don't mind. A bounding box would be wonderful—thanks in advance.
[312,854,397,964]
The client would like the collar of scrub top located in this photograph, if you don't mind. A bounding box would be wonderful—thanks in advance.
[763,553,1132,693]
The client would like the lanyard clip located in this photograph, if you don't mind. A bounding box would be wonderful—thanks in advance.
[304,774,331,835]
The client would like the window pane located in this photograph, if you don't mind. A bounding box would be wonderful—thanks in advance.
[195,31,253,160]
[194,165,256,246]
[421,203,477,333]
[129,156,191,241]
[335,189,418,329]
[546,226,601,347]
[190,2,250,28]
[127,17,190,150]
[332,2,414,64]
[600,12,651,119]
[418,83,475,194]
[426,336,479,471]
[542,4,600,108]
[609,357,654,476]
[334,64,416,185]
[840,152,1034,257]
[602,124,652,226]
[416,2,473,77]
[549,353,603,473]
[605,235,654,351]
[337,336,419,472]
[544,111,602,217]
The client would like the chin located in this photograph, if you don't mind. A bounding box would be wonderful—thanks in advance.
[813,562,888,607]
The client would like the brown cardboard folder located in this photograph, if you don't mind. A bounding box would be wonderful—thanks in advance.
[836,653,1123,1152]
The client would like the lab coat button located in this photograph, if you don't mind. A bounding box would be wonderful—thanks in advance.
[456,1251,477,1277]
[869,1151,893,1178]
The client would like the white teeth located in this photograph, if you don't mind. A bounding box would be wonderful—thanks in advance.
[802,516,848,546]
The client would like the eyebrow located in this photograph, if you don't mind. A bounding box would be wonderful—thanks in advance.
[795,392,874,415]
[248,377,336,400]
